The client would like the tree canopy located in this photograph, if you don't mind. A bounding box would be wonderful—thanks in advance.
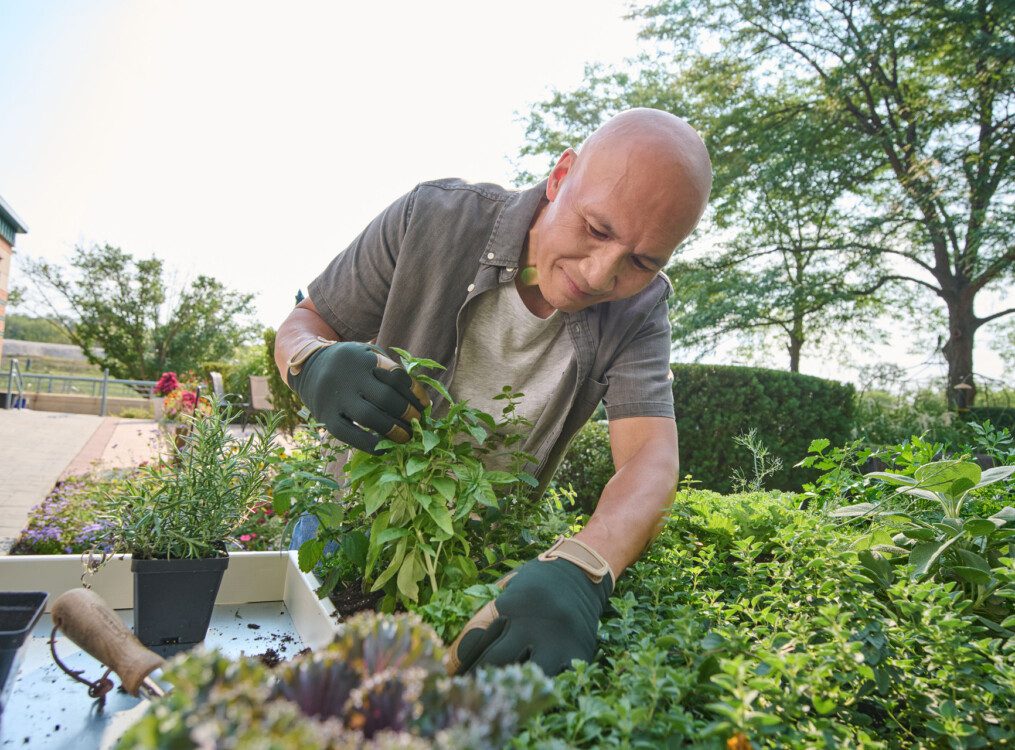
[519,0,1015,398]
[20,244,258,380]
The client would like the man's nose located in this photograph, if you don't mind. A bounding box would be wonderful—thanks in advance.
[580,248,623,294]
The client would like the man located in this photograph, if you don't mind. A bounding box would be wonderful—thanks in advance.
[275,108,712,676]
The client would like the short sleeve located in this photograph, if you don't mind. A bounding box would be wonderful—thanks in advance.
[602,289,675,421]
[307,187,417,342]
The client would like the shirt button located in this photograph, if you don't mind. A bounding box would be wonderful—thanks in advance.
[507,267,515,273]
[487,253,495,260]
[467,283,475,292]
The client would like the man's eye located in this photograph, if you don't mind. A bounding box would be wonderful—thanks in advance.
[587,223,608,241]
[631,257,652,271]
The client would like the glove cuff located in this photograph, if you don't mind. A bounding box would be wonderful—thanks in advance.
[285,336,338,387]
[538,536,615,593]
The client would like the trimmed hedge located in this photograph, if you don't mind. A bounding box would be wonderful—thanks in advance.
[671,364,854,493]
[967,406,1015,431]
[553,420,613,513]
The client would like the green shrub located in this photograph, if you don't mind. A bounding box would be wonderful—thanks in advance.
[670,364,855,493]
[552,420,613,512]
[855,388,970,447]
[968,406,1015,432]
[515,490,1015,748]
[263,327,303,433]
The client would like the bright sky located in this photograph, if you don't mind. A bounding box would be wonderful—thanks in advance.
[0,1,1008,389]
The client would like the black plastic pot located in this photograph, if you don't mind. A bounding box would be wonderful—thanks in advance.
[131,555,229,657]
[0,591,48,717]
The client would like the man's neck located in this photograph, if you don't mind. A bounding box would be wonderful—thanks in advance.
[517,198,555,319]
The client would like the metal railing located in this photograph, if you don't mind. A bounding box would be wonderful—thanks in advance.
[4,358,26,410]
[3,361,157,416]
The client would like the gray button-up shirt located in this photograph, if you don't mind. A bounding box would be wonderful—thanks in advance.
[308,178,675,496]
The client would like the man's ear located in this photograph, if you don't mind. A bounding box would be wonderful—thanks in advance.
[546,148,577,202]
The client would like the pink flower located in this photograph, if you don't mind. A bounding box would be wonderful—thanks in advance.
[155,372,180,396]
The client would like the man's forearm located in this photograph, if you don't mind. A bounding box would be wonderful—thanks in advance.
[573,445,678,578]
[274,301,344,383]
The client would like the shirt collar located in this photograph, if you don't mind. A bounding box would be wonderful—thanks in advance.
[481,179,548,266]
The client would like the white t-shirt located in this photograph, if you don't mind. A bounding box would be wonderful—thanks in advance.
[446,279,576,470]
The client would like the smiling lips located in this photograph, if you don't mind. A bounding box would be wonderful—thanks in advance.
[562,269,594,301]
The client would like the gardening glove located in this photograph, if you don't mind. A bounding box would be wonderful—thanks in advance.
[447,536,614,677]
[286,338,430,454]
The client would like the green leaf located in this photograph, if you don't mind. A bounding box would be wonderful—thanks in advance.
[396,552,421,602]
[972,465,1015,490]
[467,425,489,445]
[315,503,344,530]
[956,548,991,572]
[371,538,408,591]
[341,531,369,569]
[485,471,518,485]
[899,487,945,503]
[909,537,960,578]
[830,502,878,518]
[348,460,382,483]
[871,544,909,556]
[857,549,893,587]
[808,438,830,453]
[297,539,325,572]
[952,566,991,586]
[416,374,451,401]
[989,506,1015,526]
[517,471,539,488]
[272,490,294,517]
[963,518,997,537]
[422,430,439,453]
[949,477,976,497]
[375,527,411,546]
[812,696,836,715]
[914,460,980,496]
[406,456,429,476]
[364,481,394,515]
[431,476,456,502]
[866,472,917,487]
[426,503,455,538]
[900,526,937,541]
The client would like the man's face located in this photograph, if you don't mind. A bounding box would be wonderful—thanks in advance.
[528,147,688,314]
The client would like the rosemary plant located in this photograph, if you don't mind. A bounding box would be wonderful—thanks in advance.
[103,405,282,559]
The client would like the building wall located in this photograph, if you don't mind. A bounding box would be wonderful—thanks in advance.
[0,236,12,362]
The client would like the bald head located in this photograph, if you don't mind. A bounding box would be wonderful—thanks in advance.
[573,108,712,247]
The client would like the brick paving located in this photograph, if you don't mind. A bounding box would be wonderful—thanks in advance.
[0,409,104,553]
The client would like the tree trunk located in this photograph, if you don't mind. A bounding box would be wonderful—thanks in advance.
[941,294,977,408]
[787,315,804,373]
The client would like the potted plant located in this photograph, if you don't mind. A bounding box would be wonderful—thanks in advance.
[101,404,281,656]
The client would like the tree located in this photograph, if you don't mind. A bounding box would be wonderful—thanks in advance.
[519,1,1015,399]
[20,244,258,380]
[2,314,73,345]
[639,0,1015,403]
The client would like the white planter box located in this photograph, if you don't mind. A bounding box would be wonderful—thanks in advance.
[0,551,337,748]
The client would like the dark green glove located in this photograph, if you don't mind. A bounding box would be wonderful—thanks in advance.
[448,538,613,677]
[288,341,429,454]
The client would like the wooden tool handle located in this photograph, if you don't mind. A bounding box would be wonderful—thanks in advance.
[51,588,165,696]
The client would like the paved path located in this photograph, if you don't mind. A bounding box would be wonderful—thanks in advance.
[0,411,289,553]
[0,410,104,552]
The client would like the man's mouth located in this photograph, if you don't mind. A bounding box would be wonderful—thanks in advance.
[562,270,592,301]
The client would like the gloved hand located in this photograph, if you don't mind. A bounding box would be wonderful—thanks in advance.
[447,537,614,677]
[288,341,430,453]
